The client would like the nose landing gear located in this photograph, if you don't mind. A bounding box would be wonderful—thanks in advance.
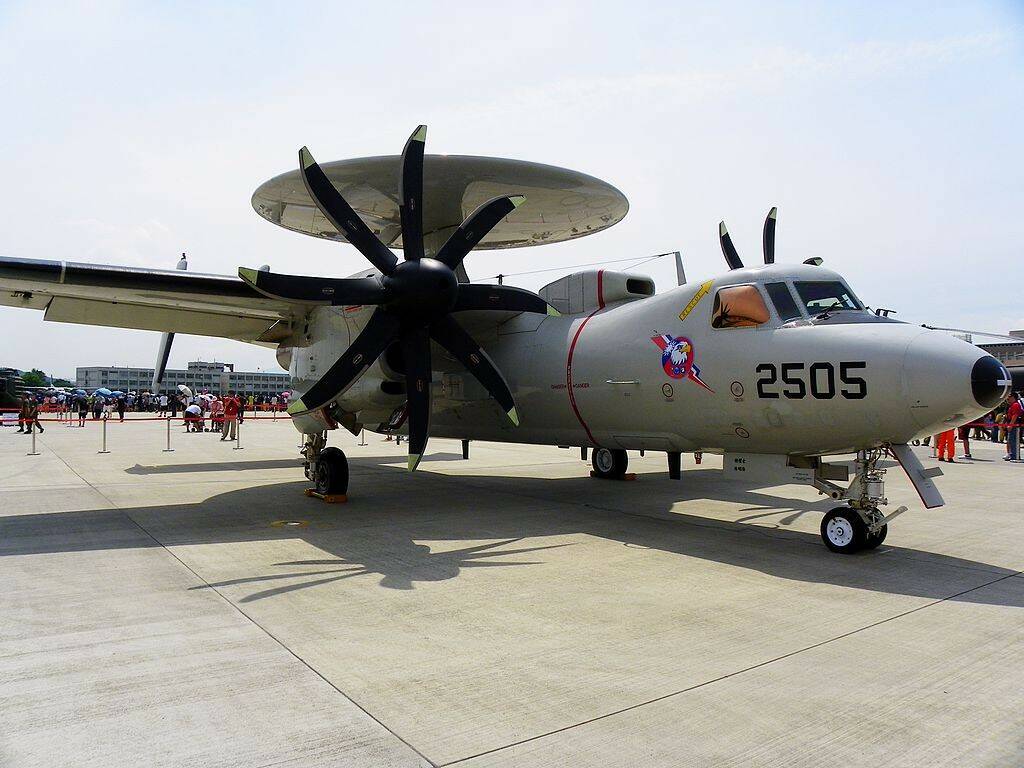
[814,449,905,553]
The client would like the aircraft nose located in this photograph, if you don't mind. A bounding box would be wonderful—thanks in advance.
[971,355,1013,409]
[903,331,996,432]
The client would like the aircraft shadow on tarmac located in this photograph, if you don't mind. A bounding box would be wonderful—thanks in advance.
[2,453,1020,607]
[124,452,468,475]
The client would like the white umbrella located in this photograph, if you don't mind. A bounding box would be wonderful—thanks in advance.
[177,385,193,398]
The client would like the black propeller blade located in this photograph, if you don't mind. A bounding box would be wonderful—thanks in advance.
[402,326,432,472]
[430,314,518,425]
[239,268,386,306]
[452,284,560,316]
[299,147,398,276]
[763,207,777,265]
[719,222,744,270]
[436,195,524,270]
[399,126,426,261]
[282,126,557,470]
[287,309,402,416]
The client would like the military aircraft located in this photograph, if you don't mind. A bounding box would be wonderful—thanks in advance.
[0,126,1012,554]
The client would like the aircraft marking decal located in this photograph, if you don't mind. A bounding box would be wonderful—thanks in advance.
[565,270,604,445]
[651,334,714,393]
[678,280,713,322]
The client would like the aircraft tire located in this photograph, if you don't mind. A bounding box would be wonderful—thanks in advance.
[315,447,349,496]
[592,447,628,479]
[863,523,888,549]
[820,507,867,554]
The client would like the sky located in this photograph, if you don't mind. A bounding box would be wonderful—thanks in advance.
[1,1,1022,379]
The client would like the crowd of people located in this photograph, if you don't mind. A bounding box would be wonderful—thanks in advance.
[13,389,290,436]
[9,385,1024,464]
[929,391,1022,463]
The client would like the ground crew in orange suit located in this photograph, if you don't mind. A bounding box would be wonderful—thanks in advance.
[935,428,956,463]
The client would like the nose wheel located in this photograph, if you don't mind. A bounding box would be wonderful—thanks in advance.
[820,506,888,553]
[813,449,899,553]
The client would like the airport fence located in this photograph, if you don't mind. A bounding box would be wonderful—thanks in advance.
[1,408,294,457]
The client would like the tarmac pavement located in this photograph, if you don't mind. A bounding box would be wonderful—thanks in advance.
[1,415,1021,767]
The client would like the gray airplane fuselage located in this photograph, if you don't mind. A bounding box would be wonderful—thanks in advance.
[285,263,1001,457]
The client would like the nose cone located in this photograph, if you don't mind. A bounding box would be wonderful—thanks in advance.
[971,355,1013,409]
[903,331,997,433]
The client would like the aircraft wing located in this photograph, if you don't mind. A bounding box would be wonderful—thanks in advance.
[0,257,300,346]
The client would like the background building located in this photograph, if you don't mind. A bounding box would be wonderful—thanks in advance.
[979,337,1024,367]
[76,361,290,396]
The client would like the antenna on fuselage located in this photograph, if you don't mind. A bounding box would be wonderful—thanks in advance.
[674,251,686,285]
[718,222,744,270]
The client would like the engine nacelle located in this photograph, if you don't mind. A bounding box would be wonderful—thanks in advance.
[539,269,654,315]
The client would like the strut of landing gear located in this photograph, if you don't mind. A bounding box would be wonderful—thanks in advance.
[302,432,350,497]
[814,448,901,554]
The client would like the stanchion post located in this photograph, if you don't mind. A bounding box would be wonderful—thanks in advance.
[163,417,174,452]
[27,427,39,456]
[98,417,110,454]
[359,429,367,446]
[233,417,243,450]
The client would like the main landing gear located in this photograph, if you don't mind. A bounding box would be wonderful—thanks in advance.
[591,447,628,479]
[814,448,904,554]
[302,432,349,496]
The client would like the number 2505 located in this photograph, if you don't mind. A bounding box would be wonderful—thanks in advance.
[755,362,866,400]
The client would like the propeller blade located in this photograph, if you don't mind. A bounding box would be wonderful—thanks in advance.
[719,221,744,270]
[435,195,525,270]
[401,326,432,471]
[452,283,559,316]
[239,268,387,306]
[399,125,427,262]
[430,315,518,425]
[763,207,777,264]
[287,308,401,416]
[299,147,398,276]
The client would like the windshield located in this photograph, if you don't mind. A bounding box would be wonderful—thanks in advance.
[794,281,862,313]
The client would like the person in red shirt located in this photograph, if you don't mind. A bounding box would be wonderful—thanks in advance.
[221,390,240,442]
[1005,392,1022,462]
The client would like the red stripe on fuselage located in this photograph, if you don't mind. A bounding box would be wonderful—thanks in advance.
[565,270,604,446]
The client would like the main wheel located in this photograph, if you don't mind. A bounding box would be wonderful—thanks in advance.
[315,446,349,495]
[820,507,867,554]
[592,447,628,479]
[864,523,888,550]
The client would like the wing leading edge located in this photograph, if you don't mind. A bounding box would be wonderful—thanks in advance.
[0,256,300,345]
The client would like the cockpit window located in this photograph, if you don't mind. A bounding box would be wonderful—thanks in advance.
[711,285,770,328]
[765,282,802,322]
[794,281,862,313]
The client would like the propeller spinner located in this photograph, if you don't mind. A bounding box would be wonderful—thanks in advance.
[239,126,558,471]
